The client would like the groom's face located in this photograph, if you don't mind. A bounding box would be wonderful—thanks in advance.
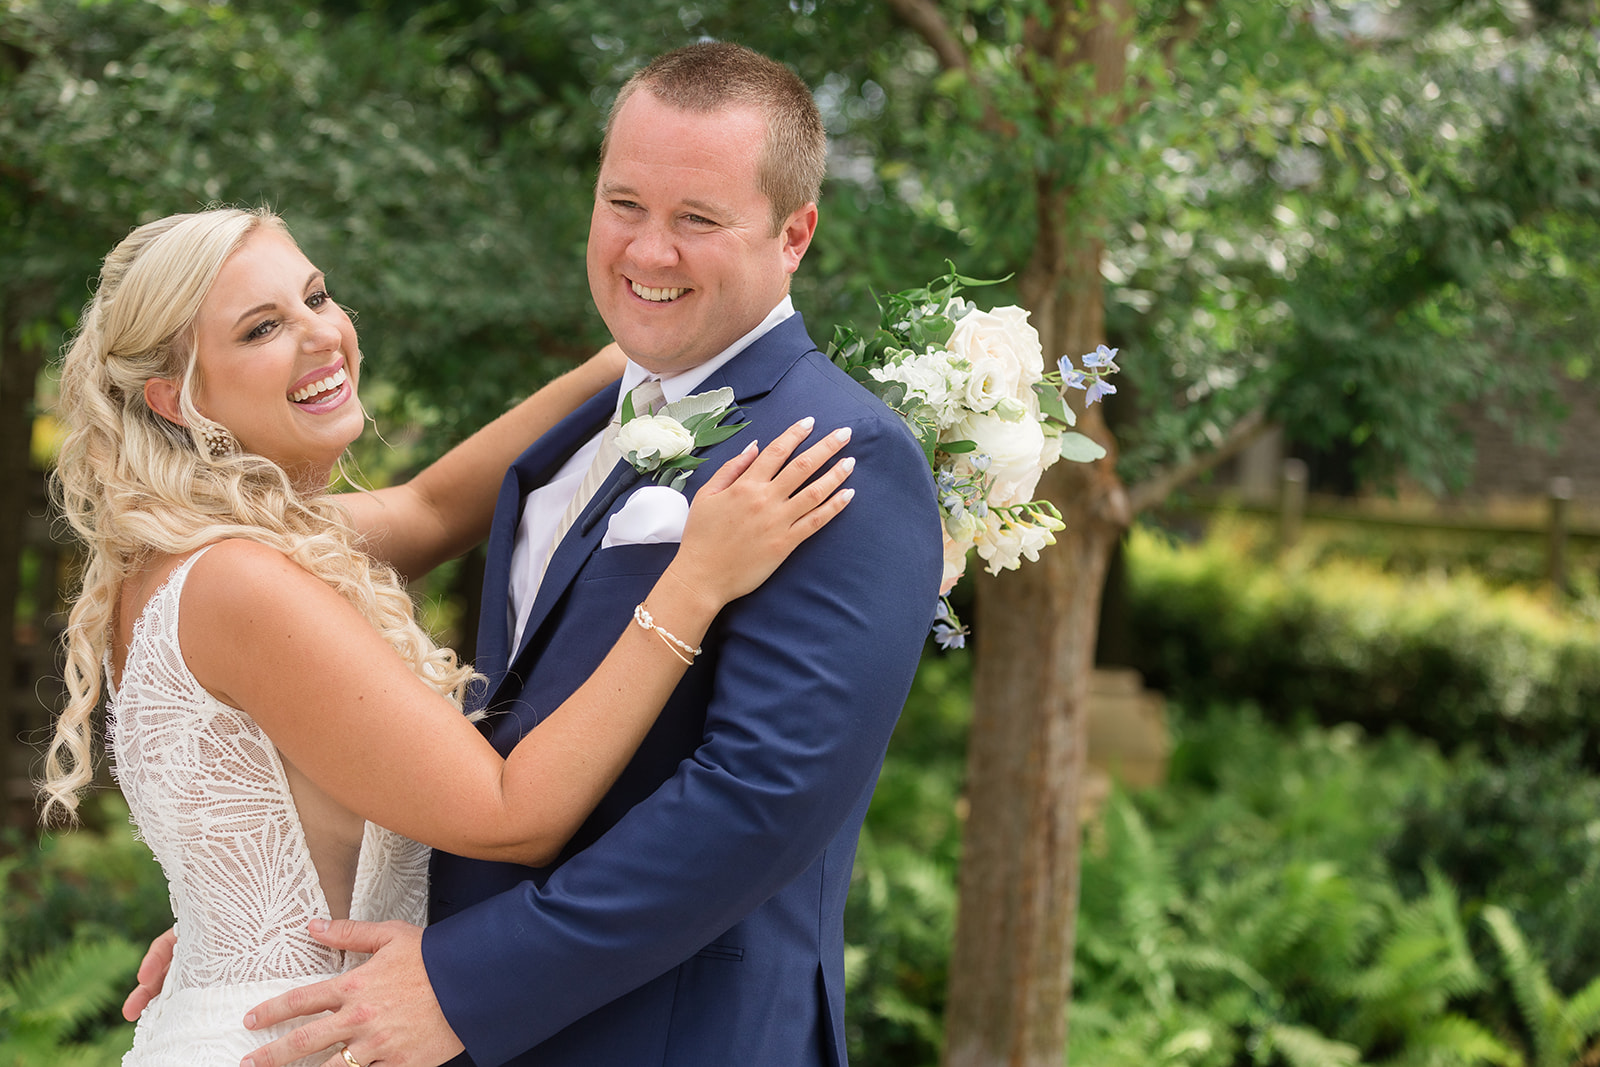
[587,91,817,377]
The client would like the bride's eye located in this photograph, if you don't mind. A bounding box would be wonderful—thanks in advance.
[245,318,278,341]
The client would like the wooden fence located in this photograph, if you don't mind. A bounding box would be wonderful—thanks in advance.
[1199,460,1595,589]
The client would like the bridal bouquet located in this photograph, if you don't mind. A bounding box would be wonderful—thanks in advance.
[828,266,1119,647]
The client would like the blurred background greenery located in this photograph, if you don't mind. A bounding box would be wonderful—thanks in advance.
[3,0,1599,1064]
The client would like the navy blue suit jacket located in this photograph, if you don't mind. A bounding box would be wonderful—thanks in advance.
[421,314,943,1066]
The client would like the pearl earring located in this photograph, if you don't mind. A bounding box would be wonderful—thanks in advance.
[194,420,238,459]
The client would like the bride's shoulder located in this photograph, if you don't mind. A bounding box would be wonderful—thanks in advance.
[177,538,368,707]
[184,538,314,591]
[180,539,349,632]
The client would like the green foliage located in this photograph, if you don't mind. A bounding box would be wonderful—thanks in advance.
[1072,711,1526,1067]
[0,936,141,1066]
[851,644,1600,1067]
[1388,744,1600,993]
[0,795,167,1063]
[1123,522,1600,755]
[1481,906,1600,1067]
[845,649,969,1066]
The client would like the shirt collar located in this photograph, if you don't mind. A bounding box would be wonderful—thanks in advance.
[616,295,795,408]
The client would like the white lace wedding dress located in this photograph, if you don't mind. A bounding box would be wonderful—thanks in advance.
[108,547,430,1065]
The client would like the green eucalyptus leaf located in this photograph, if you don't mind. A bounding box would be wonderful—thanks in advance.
[1059,432,1106,463]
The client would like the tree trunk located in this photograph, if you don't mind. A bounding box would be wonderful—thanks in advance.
[942,4,1131,1062]
[0,295,47,831]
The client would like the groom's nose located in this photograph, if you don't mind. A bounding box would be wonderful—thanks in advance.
[626,220,682,269]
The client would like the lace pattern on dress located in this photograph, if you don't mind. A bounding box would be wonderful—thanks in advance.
[107,546,428,1018]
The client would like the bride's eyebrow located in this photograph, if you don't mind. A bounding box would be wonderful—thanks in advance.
[233,301,278,329]
[230,273,322,328]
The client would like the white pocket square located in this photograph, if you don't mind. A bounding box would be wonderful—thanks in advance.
[602,484,690,548]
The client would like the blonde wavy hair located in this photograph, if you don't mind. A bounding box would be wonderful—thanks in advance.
[40,207,478,825]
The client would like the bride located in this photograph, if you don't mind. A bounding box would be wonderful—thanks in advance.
[39,207,853,1065]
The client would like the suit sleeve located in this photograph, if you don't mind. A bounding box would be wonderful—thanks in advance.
[419,393,944,1066]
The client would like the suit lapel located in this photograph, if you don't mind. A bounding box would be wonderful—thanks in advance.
[510,460,642,671]
[475,385,617,695]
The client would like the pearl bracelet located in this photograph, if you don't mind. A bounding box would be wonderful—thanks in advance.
[633,603,702,666]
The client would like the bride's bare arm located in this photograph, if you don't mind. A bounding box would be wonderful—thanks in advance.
[341,344,626,581]
[175,420,852,867]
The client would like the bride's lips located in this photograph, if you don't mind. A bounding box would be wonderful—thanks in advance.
[288,360,352,413]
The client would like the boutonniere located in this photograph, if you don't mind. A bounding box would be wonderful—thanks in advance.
[614,386,748,493]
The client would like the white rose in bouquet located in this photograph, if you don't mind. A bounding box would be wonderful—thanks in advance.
[952,410,1049,509]
[946,305,1045,390]
[615,414,696,466]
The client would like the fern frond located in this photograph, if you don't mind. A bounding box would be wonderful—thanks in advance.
[1483,906,1566,1067]
[1564,973,1600,1035]
[0,935,142,1043]
[1267,1023,1364,1067]
[1400,1014,1523,1067]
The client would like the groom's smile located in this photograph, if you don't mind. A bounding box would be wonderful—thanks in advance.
[628,281,688,303]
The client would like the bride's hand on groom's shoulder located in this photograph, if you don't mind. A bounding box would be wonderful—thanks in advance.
[240,919,464,1067]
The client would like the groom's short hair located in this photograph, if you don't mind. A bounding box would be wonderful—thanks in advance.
[601,42,827,234]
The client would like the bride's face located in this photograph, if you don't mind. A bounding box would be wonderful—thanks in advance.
[188,229,364,483]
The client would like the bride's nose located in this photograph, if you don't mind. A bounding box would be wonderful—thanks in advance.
[301,312,343,354]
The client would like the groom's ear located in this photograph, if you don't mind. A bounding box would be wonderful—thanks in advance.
[778,202,819,274]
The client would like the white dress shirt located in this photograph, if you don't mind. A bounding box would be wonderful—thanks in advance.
[507,296,796,652]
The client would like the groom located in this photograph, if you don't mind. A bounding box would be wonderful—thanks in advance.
[243,42,941,1067]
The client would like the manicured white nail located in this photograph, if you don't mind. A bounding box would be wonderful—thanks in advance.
[741,441,758,455]
[798,416,815,432]
[837,488,856,503]
[832,426,852,442]
[838,457,856,473]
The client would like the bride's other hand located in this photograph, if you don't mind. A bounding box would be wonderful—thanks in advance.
[662,418,855,610]
[122,926,176,1021]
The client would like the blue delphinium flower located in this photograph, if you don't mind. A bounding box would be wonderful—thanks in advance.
[1082,344,1118,368]
[1085,378,1117,405]
[932,598,968,650]
[1060,345,1120,405]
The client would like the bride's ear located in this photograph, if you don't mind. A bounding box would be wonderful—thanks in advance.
[144,379,185,427]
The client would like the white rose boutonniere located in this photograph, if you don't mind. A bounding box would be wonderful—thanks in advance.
[616,385,747,493]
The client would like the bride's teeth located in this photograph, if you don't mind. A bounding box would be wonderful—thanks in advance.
[631,282,686,302]
[291,366,347,402]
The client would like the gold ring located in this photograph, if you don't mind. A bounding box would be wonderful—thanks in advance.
[341,1049,365,1067]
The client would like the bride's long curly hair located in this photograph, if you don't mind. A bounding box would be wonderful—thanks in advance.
[40,207,478,825]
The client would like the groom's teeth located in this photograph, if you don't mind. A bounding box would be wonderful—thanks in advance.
[631,282,687,302]
[290,365,347,403]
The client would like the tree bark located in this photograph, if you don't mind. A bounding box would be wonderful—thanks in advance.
[942,3,1132,1063]
[0,293,47,831]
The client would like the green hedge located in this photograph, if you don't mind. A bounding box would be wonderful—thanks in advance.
[1124,523,1600,757]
